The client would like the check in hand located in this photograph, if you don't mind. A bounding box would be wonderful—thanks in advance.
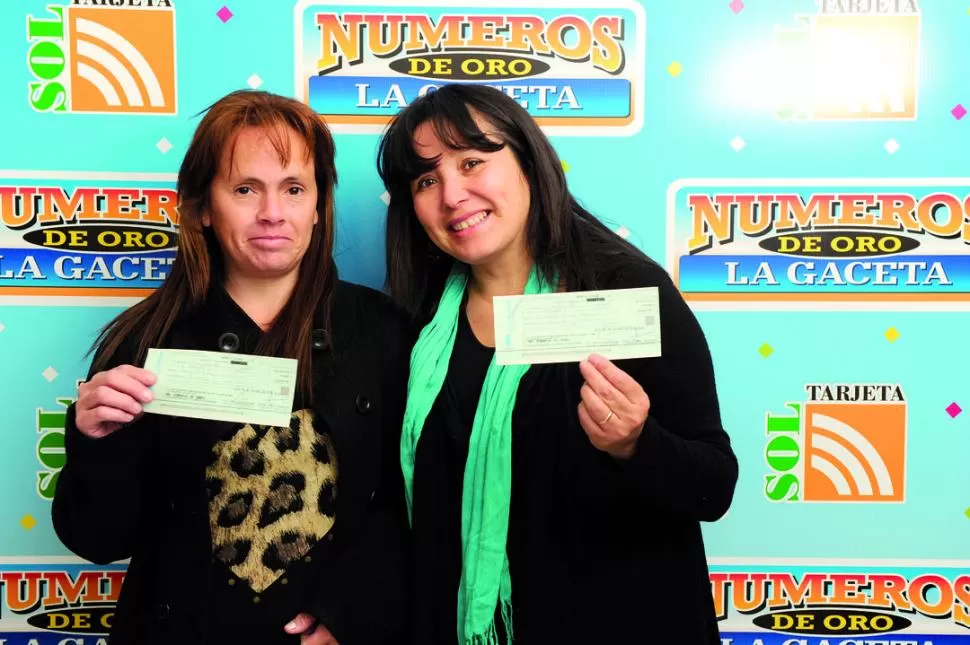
[285,613,339,644]
[75,365,157,439]
[577,354,650,460]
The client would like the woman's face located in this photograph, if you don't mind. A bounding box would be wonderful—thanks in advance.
[409,112,531,270]
[204,125,318,284]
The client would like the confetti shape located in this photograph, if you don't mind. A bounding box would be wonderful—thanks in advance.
[730,136,746,152]
[247,74,263,89]
[884,138,900,154]
[952,104,967,120]
[965,507,970,520]
[946,402,962,418]
[21,515,36,531]
[729,0,744,14]
[217,6,233,22]
[379,191,390,206]
[42,367,58,382]
[156,138,172,154]
[560,160,570,172]
[758,343,773,358]
[615,226,631,240]
[884,327,900,343]
[667,61,683,77]
[0,323,5,333]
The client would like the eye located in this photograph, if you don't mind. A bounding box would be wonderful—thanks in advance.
[462,158,483,170]
[287,185,305,195]
[235,186,253,196]
[414,176,436,192]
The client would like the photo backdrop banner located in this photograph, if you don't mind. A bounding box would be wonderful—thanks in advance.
[1,1,968,643]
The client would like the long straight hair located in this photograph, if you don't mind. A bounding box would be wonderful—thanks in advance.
[91,90,338,396]
[376,84,649,323]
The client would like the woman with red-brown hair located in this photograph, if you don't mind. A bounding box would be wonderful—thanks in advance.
[52,90,412,645]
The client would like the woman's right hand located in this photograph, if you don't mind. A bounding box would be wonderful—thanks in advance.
[75,365,156,439]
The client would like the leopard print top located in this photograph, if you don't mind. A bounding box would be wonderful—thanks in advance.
[204,409,338,593]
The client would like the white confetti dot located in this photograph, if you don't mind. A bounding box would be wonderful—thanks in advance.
[730,136,746,152]
[379,191,390,206]
[42,367,58,382]
[247,74,263,89]
[0,323,5,333]
[884,138,900,154]
[156,138,173,154]
[615,226,631,239]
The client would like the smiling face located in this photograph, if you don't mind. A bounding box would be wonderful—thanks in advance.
[409,112,531,270]
[203,125,318,285]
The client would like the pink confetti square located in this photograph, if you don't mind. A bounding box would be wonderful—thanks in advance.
[952,104,967,120]
[946,402,962,418]
[217,6,233,22]
[729,0,745,13]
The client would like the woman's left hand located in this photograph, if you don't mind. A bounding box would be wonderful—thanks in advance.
[577,354,651,460]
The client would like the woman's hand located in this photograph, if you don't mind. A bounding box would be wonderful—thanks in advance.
[577,354,650,459]
[75,365,156,439]
[285,613,339,644]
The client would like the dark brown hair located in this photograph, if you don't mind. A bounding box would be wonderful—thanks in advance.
[376,83,648,323]
[91,89,338,396]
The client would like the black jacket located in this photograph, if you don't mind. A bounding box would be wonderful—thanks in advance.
[409,251,738,644]
[52,281,413,645]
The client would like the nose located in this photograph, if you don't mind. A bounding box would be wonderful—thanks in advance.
[257,192,284,223]
[439,173,469,211]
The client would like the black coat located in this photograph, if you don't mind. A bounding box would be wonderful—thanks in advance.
[409,251,739,644]
[52,281,413,645]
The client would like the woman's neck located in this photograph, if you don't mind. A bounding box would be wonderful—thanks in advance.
[468,247,533,300]
[224,271,298,330]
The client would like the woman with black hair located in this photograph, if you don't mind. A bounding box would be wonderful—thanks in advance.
[376,83,739,645]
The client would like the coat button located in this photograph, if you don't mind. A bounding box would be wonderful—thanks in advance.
[156,601,172,621]
[355,394,371,415]
[311,329,328,350]
[218,332,240,352]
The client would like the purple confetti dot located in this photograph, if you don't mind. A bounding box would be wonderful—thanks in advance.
[729,0,745,13]
[952,104,967,120]
[217,6,233,23]
[946,402,962,418]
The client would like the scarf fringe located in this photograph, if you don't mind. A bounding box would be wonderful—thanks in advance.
[467,598,514,645]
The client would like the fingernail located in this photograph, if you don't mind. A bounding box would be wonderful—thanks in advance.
[286,622,296,630]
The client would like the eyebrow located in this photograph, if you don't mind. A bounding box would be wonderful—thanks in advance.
[230,175,310,184]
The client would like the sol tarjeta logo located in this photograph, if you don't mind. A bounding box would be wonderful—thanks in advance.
[764,383,906,503]
[773,0,920,120]
[26,0,177,114]
[294,1,645,134]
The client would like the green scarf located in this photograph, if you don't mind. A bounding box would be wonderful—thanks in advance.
[401,263,555,645]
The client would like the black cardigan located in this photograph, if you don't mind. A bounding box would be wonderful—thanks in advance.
[408,251,738,644]
[52,281,414,645]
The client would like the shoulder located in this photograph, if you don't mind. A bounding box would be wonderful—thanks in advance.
[331,280,417,349]
[589,243,676,292]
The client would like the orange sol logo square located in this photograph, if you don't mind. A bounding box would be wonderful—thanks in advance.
[26,1,177,115]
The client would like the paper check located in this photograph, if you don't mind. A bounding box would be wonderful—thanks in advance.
[142,348,297,427]
[493,287,661,365]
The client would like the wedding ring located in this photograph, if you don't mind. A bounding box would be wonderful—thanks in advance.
[599,410,614,425]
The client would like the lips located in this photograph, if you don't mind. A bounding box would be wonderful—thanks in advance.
[249,236,290,249]
[449,210,491,233]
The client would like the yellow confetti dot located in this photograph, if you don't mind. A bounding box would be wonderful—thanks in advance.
[20,515,37,531]
[965,507,970,519]
[758,343,774,358]
[560,160,570,173]
[667,61,683,77]
[884,327,900,343]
